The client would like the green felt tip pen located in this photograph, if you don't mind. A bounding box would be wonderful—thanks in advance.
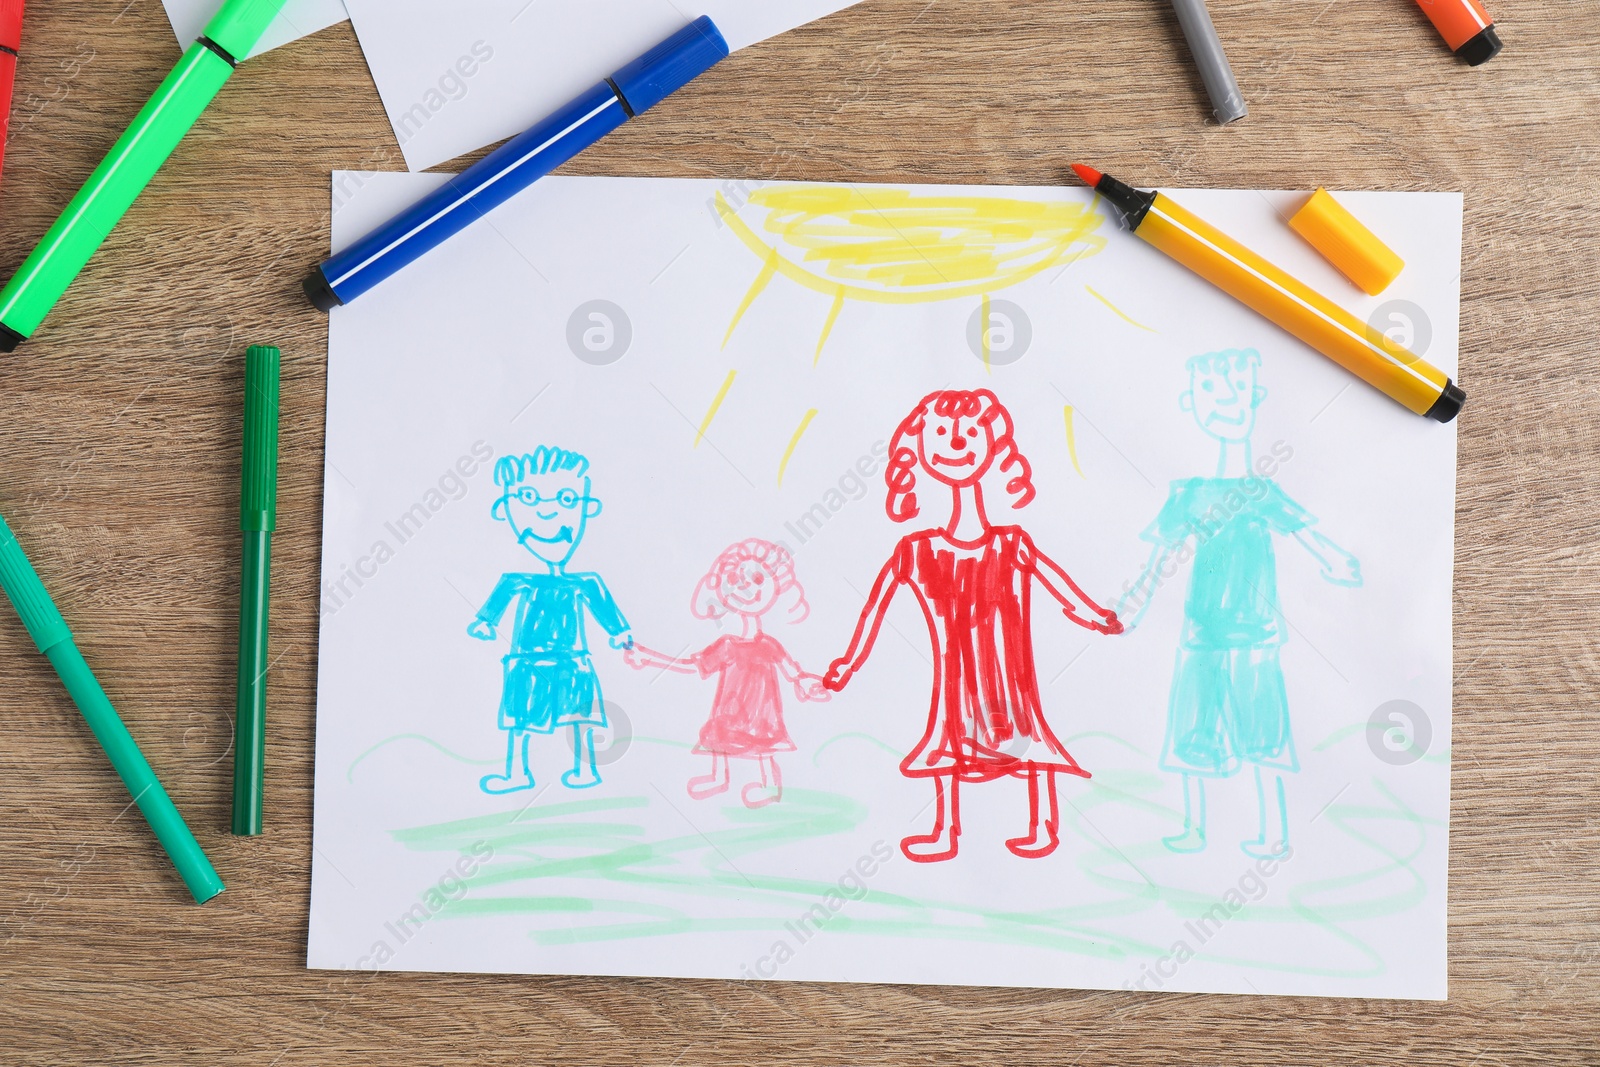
[232,344,279,836]
[0,0,289,352]
[0,509,225,903]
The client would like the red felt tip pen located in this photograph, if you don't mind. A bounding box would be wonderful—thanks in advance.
[0,0,23,189]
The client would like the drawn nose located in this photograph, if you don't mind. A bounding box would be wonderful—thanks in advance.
[950,423,967,448]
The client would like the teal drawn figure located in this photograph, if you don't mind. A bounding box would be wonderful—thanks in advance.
[468,447,633,795]
[1116,349,1361,858]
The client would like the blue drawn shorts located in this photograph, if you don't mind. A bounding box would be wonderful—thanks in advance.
[1160,645,1298,777]
[498,653,607,734]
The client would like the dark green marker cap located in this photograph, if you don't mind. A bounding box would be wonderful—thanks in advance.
[241,345,281,532]
[0,511,72,654]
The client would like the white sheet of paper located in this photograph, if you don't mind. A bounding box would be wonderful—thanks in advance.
[160,0,349,58]
[341,0,863,170]
[308,173,1459,998]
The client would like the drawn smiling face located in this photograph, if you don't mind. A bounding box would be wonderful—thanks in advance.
[917,410,994,487]
[715,558,781,617]
[502,469,599,569]
[1185,359,1262,443]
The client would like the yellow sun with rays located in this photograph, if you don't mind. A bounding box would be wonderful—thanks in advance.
[717,184,1108,363]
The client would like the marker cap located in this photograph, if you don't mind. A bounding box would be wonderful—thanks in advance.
[0,512,71,654]
[240,345,281,532]
[1455,24,1502,65]
[610,15,729,115]
[0,0,24,53]
[203,0,287,61]
[1288,188,1405,296]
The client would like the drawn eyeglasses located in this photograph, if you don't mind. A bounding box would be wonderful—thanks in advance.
[507,487,587,508]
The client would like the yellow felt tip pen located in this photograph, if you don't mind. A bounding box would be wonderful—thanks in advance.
[1071,164,1464,422]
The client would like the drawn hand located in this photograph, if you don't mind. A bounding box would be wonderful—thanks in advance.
[467,619,495,640]
[610,630,635,651]
[623,647,649,671]
[1096,609,1125,636]
[796,675,832,703]
[1320,550,1363,587]
[823,658,853,692]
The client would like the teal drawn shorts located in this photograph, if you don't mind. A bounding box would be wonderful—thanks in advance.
[498,652,607,734]
[1160,645,1298,777]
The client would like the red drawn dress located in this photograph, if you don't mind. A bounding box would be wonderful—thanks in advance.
[694,633,797,758]
[892,526,1087,782]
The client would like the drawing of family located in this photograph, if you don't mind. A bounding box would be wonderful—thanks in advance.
[464,348,1359,865]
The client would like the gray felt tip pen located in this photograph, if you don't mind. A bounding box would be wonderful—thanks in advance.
[1169,0,1248,124]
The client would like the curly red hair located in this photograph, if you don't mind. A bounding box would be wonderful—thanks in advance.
[885,389,1036,522]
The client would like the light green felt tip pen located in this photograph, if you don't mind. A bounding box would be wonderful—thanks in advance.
[0,510,224,903]
[0,0,289,351]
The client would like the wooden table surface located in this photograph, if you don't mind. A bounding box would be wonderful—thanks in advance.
[1,1,1596,1063]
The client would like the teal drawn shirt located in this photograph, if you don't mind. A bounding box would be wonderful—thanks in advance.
[1143,477,1313,650]
[475,572,629,656]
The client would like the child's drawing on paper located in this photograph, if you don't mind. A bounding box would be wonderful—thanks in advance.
[1116,350,1362,857]
[467,447,634,795]
[627,539,830,808]
[825,389,1124,863]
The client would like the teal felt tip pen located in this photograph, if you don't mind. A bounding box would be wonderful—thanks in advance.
[0,0,290,352]
[0,509,224,903]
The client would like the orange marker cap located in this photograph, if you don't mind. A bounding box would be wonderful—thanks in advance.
[1288,188,1405,297]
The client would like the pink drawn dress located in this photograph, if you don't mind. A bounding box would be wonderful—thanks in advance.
[694,633,796,758]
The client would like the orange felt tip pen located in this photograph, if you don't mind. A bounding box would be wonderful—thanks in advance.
[1413,0,1502,65]
[1071,164,1464,423]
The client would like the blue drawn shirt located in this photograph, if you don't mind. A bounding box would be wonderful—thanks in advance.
[1143,476,1313,650]
[475,572,629,657]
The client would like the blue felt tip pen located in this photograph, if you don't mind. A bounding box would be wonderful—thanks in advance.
[303,16,728,310]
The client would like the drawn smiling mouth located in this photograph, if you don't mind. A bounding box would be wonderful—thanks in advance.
[931,454,976,467]
[519,527,574,545]
[1206,409,1247,426]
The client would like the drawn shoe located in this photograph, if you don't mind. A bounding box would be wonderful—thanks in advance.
[480,773,536,795]
[901,829,959,863]
[687,774,730,800]
[1005,825,1060,859]
[1163,827,1207,853]
[740,782,782,809]
[561,768,602,789]
[1240,837,1289,860]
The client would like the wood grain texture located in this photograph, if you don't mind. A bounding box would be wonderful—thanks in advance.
[1,1,1596,1063]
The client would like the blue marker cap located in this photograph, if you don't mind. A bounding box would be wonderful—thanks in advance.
[610,15,729,115]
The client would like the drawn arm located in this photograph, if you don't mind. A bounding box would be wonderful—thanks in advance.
[581,575,635,649]
[823,554,903,692]
[467,574,520,640]
[1026,537,1123,634]
[624,643,700,674]
[1113,542,1178,633]
[778,651,831,703]
[1292,528,1362,587]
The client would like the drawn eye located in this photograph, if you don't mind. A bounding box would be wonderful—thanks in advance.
[936,426,947,435]
[556,489,580,508]
[752,572,764,584]
[1202,381,1215,392]
[516,488,540,504]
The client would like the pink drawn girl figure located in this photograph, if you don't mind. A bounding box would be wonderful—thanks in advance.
[824,389,1123,863]
[627,539,830,808]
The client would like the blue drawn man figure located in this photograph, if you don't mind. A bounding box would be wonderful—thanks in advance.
[1117,349,1361,858]
[469,447,632,794]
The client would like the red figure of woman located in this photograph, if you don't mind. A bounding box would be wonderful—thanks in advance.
[823,389,1122,862]
[629,539,829,808]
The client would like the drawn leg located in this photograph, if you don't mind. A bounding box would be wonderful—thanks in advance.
[562,725,602,789]
[1162,773,1208,853]
[480,729,536,794]
[741,756,783,809]
[902,774,960,862]
[1241,765,1290,859]
[688,753,731,800]
[1006,767,1061,859]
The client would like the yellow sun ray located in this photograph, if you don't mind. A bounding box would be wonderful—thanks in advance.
[1084,284,1157,333]
[694,370,737,448]
[1063,405,1085,478]
[777,408,819,485]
